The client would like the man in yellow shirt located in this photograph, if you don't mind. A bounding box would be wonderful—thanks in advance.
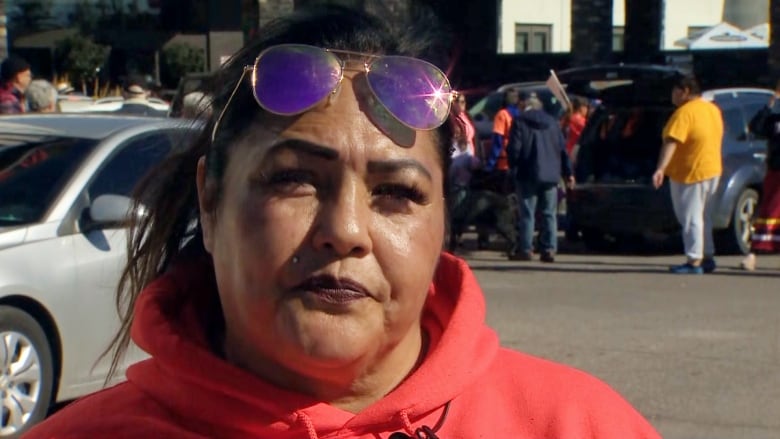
[652,76,723,274]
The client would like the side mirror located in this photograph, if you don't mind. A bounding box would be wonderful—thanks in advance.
[88,194,147,228]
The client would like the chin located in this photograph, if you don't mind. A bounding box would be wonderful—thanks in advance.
[281,313,381,364]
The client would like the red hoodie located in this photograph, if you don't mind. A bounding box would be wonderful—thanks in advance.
[26,253,660,438]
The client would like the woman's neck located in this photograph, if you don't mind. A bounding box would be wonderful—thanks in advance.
[223,325,428,413]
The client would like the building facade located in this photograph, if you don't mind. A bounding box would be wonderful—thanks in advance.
[499,0,768,54]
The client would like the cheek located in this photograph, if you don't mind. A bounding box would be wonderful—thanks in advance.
[234,192,315,258]
[373,206,445,305]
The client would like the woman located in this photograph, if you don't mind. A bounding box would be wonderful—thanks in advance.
[26,5,660,438]
[565,95,589,161]
[742,86,780,270]
[447,93,479,249]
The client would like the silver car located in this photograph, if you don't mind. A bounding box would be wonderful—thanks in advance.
[0,114,199,437]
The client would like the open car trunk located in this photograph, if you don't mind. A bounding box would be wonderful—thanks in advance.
[556,65,686,236]
[574,105,673,184]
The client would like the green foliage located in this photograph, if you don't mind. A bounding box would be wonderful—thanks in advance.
[54,34,110,86]
[161,43,205,87]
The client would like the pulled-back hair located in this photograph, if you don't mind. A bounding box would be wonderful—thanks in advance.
[672,74,701,95]
[104,3,454,380]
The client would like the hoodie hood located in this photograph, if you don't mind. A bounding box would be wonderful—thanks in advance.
[127,251,499,438]
[518,108,555,129]
[518,109,557,130]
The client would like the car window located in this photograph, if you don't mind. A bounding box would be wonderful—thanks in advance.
[735,93,772,138]
[87,132,173,201]
[720,106,747,142]
[0,137,98,225]
[469,92,504,121]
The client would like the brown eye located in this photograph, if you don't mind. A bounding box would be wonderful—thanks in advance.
[261,169,317,195]
[373,183,427,204]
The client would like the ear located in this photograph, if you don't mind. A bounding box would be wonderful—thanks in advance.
[196,156,215,254]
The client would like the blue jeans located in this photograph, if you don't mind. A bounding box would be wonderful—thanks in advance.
[516,181,558,255]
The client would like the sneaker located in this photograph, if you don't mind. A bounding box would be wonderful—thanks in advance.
[540,252,555,263]
[740,253,756,271]
[701,258,717,274]
[508,251,534,261]
[669,263,703,274]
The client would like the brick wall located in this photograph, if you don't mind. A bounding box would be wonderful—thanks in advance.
[570,0,614,66]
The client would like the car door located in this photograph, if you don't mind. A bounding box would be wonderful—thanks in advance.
[714,92,766,181]
[739,91,772,164]
[65,130,174,387]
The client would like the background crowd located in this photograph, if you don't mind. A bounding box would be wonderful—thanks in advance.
[446,76,780,272]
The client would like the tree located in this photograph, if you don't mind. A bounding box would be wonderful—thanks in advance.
[54,34,110,94]
[161,43,205,87]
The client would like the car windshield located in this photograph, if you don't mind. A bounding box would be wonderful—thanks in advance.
[469,89,565,121]
[0,135,98,226]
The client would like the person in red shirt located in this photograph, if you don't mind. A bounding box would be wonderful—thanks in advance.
[26,6,661,439]
[0,56,32,114]
[565,95,589,161]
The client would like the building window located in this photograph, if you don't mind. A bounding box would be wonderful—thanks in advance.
[612,26,624,51]
[515,23,551,53]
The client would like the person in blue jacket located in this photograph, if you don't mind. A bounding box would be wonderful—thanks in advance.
[507,95,574,262]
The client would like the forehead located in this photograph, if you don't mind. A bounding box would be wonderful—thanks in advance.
[231,74,443,171]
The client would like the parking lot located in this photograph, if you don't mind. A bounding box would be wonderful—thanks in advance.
[460,241,780,439]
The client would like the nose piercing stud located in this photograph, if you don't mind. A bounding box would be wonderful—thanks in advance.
[292,256,300,264]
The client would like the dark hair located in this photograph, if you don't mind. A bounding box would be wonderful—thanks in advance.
[673,75,701,95]
[1,55,30,83]
[571,95,588,111]
[104,4,454,380]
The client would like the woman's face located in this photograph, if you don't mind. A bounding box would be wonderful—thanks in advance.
[198,69,446,385]
[453,95,466,114]
[671,86,689,107]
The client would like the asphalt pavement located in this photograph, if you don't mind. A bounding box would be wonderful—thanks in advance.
[458,237,780,439]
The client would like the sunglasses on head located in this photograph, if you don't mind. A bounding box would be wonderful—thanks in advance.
[211,44,455,142]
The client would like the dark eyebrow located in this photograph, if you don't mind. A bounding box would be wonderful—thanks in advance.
[367,158,432,182]
[268,138,432,181]
[268,139,339,160]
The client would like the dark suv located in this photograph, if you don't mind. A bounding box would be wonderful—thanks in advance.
[561,65,769,254]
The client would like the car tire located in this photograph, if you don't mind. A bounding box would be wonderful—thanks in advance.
[716,188,759,255]
[0,306,55,438]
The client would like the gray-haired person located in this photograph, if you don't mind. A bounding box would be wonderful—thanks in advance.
[26,79,58,113]
[181,91,212,119]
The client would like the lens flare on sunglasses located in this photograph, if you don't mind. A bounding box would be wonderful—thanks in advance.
[211,44,457,143]
[255,45,453,130]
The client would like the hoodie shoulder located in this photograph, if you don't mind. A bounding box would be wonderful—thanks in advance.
[447,348,661,438]
[23,380,209,438]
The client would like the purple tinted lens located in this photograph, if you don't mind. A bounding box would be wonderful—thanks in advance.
[366,57,451,130]
[253,45,342,115]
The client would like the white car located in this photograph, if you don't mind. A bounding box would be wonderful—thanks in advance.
[59,96,170,115]
[0,114,198,436]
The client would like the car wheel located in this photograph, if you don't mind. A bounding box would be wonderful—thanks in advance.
[717,188,759,255]
[0,306,54,438]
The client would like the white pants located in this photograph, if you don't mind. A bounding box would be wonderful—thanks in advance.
[669,177,720,260]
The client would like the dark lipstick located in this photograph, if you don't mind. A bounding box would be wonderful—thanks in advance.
[296,275,371,305]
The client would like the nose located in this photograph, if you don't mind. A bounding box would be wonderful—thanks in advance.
[311,178,372,258]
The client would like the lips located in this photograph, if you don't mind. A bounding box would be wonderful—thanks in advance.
[295,274,371,305]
